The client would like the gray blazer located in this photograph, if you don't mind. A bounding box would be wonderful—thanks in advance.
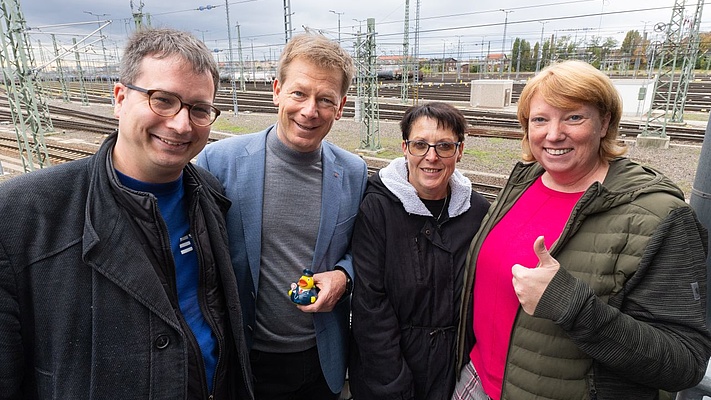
[196,125,368,393]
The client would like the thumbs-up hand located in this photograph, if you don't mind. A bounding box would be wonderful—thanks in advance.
[511,236,560,315]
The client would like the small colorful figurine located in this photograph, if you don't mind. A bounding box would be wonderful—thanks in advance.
[288,269,319,305]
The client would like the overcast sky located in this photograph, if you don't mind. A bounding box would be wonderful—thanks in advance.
[20,0,707,66]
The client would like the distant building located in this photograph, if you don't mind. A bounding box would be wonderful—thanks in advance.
[486,53,508,72]
[430,57,458,72]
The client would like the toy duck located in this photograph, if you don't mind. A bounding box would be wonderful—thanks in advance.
[288,269,319,305]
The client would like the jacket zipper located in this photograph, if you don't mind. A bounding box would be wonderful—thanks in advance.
[191,191,223,399]
[153,195,214,399]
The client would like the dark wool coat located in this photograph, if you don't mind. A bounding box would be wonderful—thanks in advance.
[350,160,490,400]
[0,133,253,400]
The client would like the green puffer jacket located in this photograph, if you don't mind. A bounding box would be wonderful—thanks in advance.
[455,158,711,400]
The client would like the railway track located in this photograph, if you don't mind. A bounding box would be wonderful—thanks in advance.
[38,77,711,113]
[466,121,707,142]
[0,132,505,201]
[12,95,707,143]
[0,101,117,136]
[6,81,705,201]
[0,78,703,200]
[0,135,95,164]
[28,82,710,143]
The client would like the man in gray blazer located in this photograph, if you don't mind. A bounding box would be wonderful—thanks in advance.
[197,32,367,399]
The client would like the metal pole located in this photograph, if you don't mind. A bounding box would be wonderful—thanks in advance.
[456,35,462,81]
[400,0,410,104]
[480,37,484,79]
[195,29,208,43]
[224,0,238,113]
[690,114,711,324]
[236,23,246,92]
[536,21,547,73]
[486,41,491,77]
[250,39,256,89]
[329,10,343,42]
[441,40,446,82]
[84,12,112,104]
[72,38,89,106]
[499,9,513,78]
[640,20,651,75]
[283,0,293,43]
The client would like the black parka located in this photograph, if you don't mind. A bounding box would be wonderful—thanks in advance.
[349,159,490,400]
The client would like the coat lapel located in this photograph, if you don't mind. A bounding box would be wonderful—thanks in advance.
[83,213,181,329]
[312,145,343,271]
[238,132,267,290]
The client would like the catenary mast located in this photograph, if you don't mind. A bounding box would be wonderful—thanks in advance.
[0,0,52,171]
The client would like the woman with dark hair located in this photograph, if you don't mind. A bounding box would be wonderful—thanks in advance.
[349,102,490,399]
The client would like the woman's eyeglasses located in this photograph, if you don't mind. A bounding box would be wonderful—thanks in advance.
[405,140,461,158]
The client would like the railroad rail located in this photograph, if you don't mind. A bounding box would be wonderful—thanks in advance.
[24,82,710,143]
[0,79,705,183]
[0,129,504,201]
[0,78,702,208]
[0,101,117,136]
[0,135,95,164]
[36,78,711,113]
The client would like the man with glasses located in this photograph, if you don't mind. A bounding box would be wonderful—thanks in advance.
[0,28,253,399]
[197,32,368,399]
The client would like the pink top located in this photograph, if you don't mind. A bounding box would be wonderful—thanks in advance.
[470,177,584,399]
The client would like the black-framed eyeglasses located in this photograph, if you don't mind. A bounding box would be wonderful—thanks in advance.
[405,140,461,158]
[124,84,221,127]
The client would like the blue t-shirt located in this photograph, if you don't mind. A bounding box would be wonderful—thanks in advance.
[116,170,217,392]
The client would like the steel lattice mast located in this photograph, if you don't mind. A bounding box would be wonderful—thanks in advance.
[412,0,421,104]
[671,0,705,123]
[0,0,52,171]
[353,22,364,123]
[130,0,146,30]
[641,0,705,138]
[283,0,293,44]
[400,0,409,104]
[358,18,380,151]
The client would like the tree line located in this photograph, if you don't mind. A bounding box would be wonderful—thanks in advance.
[503,30,711,73]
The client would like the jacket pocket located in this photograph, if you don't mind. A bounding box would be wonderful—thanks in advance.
[36,367,54,399]
[411,236,425,284]
[333,213,357,236]
[328,214,358,259]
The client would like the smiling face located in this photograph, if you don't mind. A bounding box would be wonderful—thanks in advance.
[527,92,610,189]
[402,116,463,200]
[112,55,215,183]
[272,57,347,153]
